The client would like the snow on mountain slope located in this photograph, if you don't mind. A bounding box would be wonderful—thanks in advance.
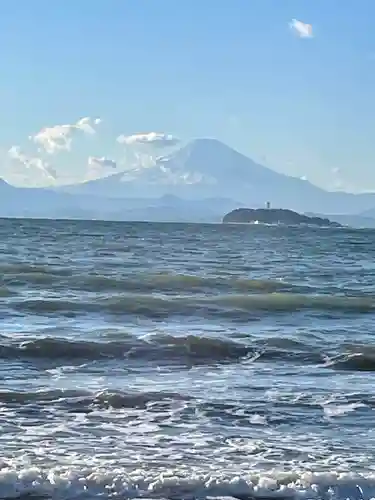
[50,138,375,214]
[56,139,299,193]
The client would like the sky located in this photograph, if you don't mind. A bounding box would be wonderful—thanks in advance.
[1,0,375,192]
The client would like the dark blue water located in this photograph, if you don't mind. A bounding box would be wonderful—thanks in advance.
[1,218,375,500]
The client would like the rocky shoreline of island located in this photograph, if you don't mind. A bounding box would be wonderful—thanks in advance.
[222,208,342,227]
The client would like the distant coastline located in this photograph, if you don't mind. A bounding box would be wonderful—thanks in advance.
[3,136,375,224]
[222,208,342,227]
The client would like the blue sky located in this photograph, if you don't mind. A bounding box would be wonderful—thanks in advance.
[1,0,375,191]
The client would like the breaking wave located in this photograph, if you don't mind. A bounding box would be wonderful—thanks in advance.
[0,466,374,500]
[1,334,374,371]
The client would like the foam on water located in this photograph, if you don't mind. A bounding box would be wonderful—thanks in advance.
[0,464,375,500]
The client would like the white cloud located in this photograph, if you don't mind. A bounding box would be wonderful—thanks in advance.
[30,117,101,154]
[88,156,117,169]
[133,151,158,169]
[115,133,179,175]
[8,146,56,179]
[117,132,179,148]
[290,19,313,38]
[76,117,101,133]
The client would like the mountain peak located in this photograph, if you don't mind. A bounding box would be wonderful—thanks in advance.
[188,137,225,147]
[167,137,274,183]
[183,137,241,156]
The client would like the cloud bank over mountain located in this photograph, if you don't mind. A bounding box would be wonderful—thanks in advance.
[8,146,56,180]
[117,132,179,148]
[3,116,182,187]
[30,117,102,155]
[88,156,117,170]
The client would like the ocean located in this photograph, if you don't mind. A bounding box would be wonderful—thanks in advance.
[1,217,375,500]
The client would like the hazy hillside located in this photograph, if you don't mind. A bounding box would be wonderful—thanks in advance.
[0,179,241,221]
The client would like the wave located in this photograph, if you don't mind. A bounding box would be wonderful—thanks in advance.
[10,293,375,320]
[0,334,255,364]
[3,267,300,294]
[325,352,375,372]
[0,334,325,366]
[3,333,375,371]
[323,343,375,372]
[0,466,374,500]
[2,387,371,426]
[70,273,298,294]
[0,388,189,409]
[0,262,72,277]
[6,267,373,298]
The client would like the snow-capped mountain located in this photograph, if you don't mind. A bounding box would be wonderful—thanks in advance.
[4,138,375,217]
[56,138,309,201]
[54,138,362,213]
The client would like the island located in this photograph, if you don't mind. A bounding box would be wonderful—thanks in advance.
[222,208,342,227]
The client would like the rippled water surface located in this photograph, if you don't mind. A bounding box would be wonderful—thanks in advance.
[1,218,375,499]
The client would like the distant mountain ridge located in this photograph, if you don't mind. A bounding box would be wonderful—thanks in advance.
[0,178,242,221]
[2,138,375,222]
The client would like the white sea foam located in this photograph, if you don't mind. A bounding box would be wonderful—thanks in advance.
[323,402,366,418]
[0,465,374,499]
